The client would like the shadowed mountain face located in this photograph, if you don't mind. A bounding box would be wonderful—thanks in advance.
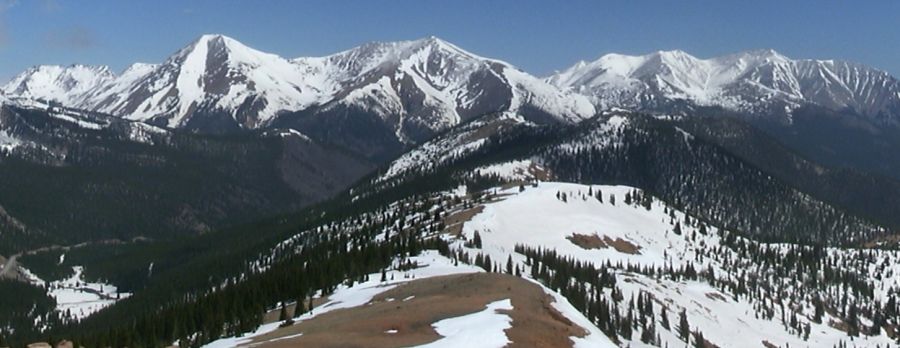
[0,102,373,255]
[547,50,900,180]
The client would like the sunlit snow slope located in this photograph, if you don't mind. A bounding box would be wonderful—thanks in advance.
[457,182,900,348]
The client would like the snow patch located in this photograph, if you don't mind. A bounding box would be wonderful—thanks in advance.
[203,251,482,348]
[0,130,22,152]
[413,299,513,348]
[475,159,543,181]
[27,266,130,321]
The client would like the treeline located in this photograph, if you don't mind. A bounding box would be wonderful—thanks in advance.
[537,115,885,246]
[0,280,60,346]
[361,111,888,246]
[35,222,448,347]
[5,171,476,347]
[0,105,308,256]
[519,186,900,346]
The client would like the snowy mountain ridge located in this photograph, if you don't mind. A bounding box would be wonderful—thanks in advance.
[79,34,333,129]
[7,37,900,137]
[2,35,594,138]
[311,36,593,138]
[2,64,115,106]
[227,180,900,348]
[547,49,900,123]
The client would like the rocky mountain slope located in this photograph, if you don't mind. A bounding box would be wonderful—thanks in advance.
[547,49,900,124]
[1,65,114,106]
[3,35,594,143]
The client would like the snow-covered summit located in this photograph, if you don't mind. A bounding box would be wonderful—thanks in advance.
[300,35,593,141]
[81,34,333,128]
[4,35,593,136]
[2,64,115,106]
[547,49,900,122]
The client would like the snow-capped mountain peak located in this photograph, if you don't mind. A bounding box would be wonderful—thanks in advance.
[83,34,331,129]
[2,64,115,105]
[5,35,592,137]
[285,35,594,144]
[548,49,900,122]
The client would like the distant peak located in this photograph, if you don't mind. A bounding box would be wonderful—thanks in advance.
[196,33,233,43]
[595,50,695,62]
[592,49,795,67]
[651,50,701,64]
[186,34,250,51]
[21,64,113,76]
[168,33,265,63]
[409,35,453,50]
[419,35,446,44]
[742,48,787,59]
[126,62,156,69]
[121,62,157,75]
[656,49,690,56]
[408,35,477,58]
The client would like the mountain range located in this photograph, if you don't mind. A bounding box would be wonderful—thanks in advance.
[6,35,900,174]
[5,35,900,131]
[2,35,593,142]
[4,33,900,253]
[547,49,900,123]
[4,34,900,348]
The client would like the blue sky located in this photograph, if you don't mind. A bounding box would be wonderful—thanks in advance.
[1,0,898,82]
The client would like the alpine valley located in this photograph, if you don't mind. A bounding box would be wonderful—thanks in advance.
[1,34,900,348]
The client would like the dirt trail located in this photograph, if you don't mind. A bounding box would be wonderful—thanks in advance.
[249,273,587,348]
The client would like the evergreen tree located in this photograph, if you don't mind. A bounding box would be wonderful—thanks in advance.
[660,308,670,330]
[692,330,705,348]
[293,293,306,318]
[813,297,824,323]
[278,302,288,322]
[678,309,691,342]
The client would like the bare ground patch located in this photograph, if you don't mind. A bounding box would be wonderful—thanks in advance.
[603,236,641,254]
[249,273,588,348]
[567,233,608,249]
[567,233,641,255]
[863,233,900,248]
[442,205,485,237]
[461,119,516,144]
[261,297,330,325]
